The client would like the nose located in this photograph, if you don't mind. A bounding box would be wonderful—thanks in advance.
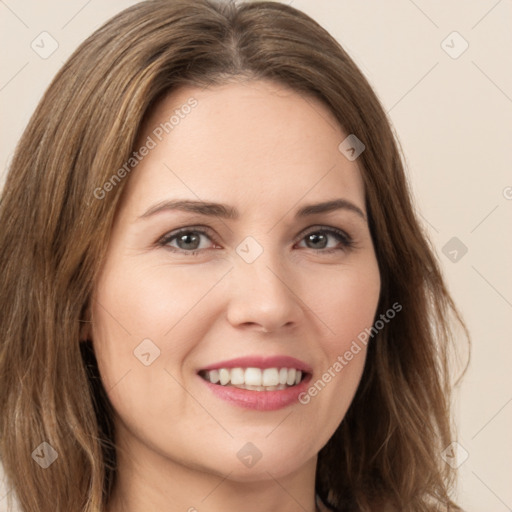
[225,250,303,334]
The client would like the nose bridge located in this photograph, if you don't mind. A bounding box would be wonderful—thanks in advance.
[226,234,301,330]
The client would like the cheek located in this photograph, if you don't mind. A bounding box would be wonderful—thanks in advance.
[311,259,381,350]
[89,260,205,432]
[298,259,380,424]
[89,258,229,402]
[91,259,216,348]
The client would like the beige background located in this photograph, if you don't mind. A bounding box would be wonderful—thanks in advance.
[1,1,511,511]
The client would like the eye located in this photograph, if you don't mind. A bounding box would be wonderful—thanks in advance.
[157,227,216,255]
[157,225,354,256]
[295,226,354,254]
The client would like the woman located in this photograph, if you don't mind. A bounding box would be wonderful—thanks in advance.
[0,1,470,511]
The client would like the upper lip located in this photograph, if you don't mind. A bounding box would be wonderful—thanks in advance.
[198,355,312,374]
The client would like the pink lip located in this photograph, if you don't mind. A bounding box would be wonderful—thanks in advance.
[197,355,313,411]
[198,355,312,373]
[198,372,313,411]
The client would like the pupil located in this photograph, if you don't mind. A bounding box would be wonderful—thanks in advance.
[179,233,199,250]
[308,233,326,249]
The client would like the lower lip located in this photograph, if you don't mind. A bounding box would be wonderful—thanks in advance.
[198,373,312,411]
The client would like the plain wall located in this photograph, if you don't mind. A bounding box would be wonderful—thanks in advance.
[1,1,511,511]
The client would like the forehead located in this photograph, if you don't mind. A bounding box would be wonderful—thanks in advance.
[120,79,366,216]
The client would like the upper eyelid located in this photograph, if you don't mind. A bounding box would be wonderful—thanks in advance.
[157,225,215,242]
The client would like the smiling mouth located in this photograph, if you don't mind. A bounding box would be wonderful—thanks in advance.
[198,367,308,391]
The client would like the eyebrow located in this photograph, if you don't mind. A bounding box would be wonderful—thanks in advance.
[138,198,366,222]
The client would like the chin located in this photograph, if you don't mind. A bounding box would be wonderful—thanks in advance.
[200,442,313,482]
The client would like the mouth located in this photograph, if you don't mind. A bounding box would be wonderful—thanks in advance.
[198,366,309,391]
[196,355,313,410]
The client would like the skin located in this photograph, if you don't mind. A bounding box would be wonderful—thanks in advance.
[88,79,381,512]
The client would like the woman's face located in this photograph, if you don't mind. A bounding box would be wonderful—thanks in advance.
[90,79,381,482]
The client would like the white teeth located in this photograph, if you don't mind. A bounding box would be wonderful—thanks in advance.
[230,383,289,391]
[230,367,245,385]
[244,367,262,386]
[219,368,230,386]
[209,369,220,384]
[262,368,279,386]
[202,367,306,390]
[286,368,296,386]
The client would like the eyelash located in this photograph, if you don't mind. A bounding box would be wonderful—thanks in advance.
[156,225,355,256]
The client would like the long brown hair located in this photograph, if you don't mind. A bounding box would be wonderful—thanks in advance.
[0,1,470,510]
